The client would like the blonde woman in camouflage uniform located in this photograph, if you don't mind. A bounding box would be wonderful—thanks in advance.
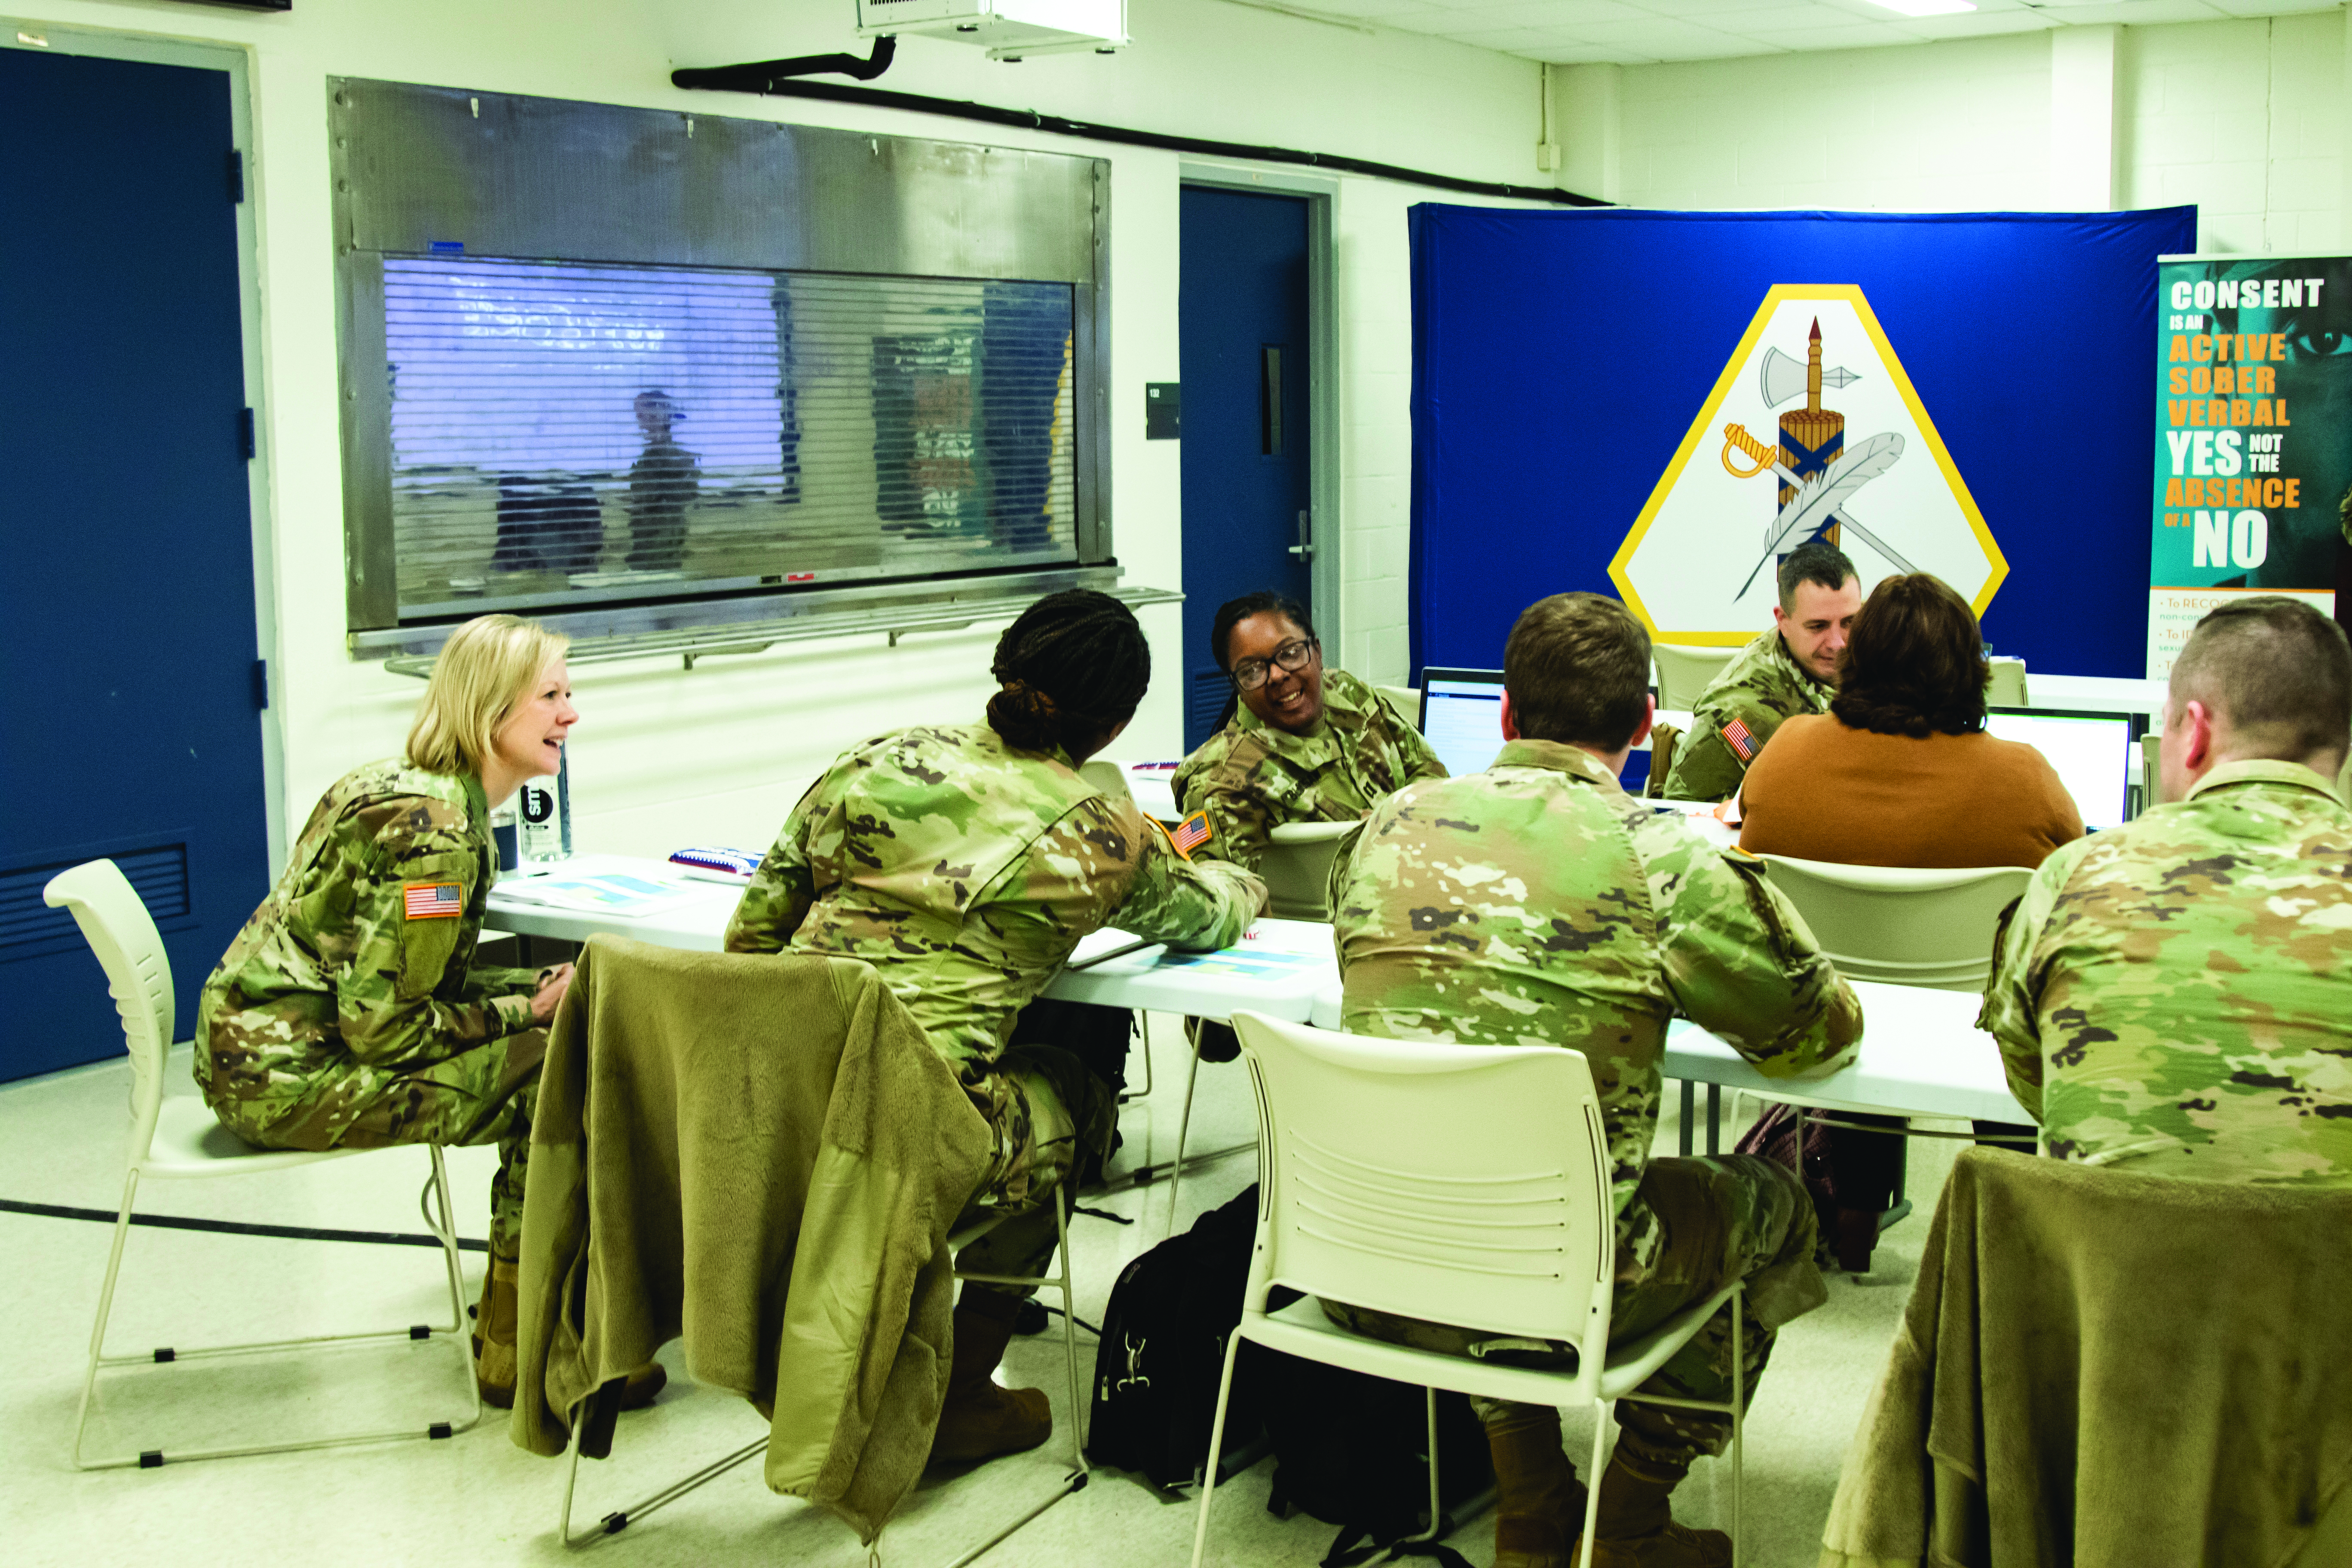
[1331,594,1864,1568]
[1984,596,2352,1181]
[196,614,659,1410]
[725,589,1265,1466]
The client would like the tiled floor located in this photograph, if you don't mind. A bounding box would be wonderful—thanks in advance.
[0,1016,1960,1567]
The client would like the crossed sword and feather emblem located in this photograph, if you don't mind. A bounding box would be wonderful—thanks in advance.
[1717,329,1916,599]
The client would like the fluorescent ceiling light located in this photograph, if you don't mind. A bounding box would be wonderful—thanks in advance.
[1868,0,1977,12]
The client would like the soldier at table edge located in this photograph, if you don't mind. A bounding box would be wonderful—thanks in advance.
[725,588,1265,1467]
[1332,591,1863,1568]
[1981,594,2352,1187]
[1660,540,1859,802]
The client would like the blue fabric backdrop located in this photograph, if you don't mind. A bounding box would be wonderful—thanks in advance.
[1408,204,2199,679]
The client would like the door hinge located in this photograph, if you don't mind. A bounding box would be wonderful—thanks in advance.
[251,659,270,711]
[238,407,256,460]
[227,148,245,204]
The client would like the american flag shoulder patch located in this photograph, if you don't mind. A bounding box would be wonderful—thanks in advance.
[403,881,465,920]
[1170,811,1213,858]
[1720,717,1759,762]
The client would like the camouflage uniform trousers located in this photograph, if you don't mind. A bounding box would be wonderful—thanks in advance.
[209,1029,548,1263]
[953,1043,1116,1297]
[1324,1153,1824,1473]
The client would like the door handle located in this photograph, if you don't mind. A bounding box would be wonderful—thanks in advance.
[1288,508,1313,561]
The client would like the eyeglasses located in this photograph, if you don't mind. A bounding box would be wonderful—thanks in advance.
[1231,637,1318,693]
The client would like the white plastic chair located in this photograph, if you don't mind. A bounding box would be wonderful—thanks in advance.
[1986,658,2028,707]
[1654,644,1741,710]
[1374,683,1421,722]
[1192,1012,1745,1568]
[556,1184,1086,1564]
[1259,818,1359,922]
[42,858,479,1469]
[1756,855,2030,992]
[1160,817,1359,1231]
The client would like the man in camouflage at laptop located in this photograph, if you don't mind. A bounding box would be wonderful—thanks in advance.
[1982,595,2352,1183]
[1661,541,1859,802]
[1329,592,1864,1568]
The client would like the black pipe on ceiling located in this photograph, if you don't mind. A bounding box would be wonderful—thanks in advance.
[671,35,898,93]
[666,70,1608,208]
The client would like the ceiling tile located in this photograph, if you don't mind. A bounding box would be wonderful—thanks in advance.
[1444,0,1653,25]
[1735,18,1922,41]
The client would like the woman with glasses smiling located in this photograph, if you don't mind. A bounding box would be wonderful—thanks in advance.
[1173,592,1448,874]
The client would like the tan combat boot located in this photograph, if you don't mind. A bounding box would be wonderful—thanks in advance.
[473,1258,666,1412]
[929,1287,1053,1465]
[1488,1409,1591,1568]
[1574,1451,1732,1568]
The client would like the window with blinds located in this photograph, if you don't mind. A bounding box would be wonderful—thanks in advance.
[383,257,1079,618]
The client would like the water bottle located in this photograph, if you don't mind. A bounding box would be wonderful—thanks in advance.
[490,802,520,872]
[518,750,573,863]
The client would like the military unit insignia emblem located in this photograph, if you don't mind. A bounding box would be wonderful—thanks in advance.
[1610,284,2005,644]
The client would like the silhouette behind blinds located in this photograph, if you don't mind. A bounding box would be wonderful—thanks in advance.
[384,257,1078,616]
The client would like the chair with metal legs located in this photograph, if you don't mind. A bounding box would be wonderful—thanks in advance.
[43,858,480,1469]
[1192,1012,1747,1568]
[556,1192,1087,1560]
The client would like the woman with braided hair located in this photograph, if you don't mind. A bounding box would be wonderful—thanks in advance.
[724,588,1265,1466]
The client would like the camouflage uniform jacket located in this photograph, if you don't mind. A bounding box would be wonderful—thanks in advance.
[1661,628,1833,802]
[1174,668,1447,872]
[1332,738,1864,1274]
[196,760,542,1133]
[1981,759,2352,1185]
[723,724,1264,1165]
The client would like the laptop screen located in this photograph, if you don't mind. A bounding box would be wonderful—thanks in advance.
[1984,707,2136,831]
[1418,667,1506,778]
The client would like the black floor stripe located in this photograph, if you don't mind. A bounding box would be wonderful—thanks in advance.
[0,1197,488,1253]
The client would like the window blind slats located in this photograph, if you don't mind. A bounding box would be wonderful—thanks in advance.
[383,257,1078,611]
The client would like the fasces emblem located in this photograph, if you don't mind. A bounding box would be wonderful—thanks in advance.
[1610,284,2006,643]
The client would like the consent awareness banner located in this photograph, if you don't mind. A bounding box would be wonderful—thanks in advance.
[2150,254,2346,679]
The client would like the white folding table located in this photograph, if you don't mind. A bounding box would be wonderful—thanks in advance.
[485,854,1339,1021]
[1310,976,2027,1153]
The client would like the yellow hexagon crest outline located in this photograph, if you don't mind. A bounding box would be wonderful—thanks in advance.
[1606,284,2007,645]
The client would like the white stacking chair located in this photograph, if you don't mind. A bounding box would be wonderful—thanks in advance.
[1373,683,1421,721]
[1756,855,2030,992]
[557,1192,1087,1563]
[1259,818,1358,922]
[1161,817,1359,1231]
[1653,644,1740,710]
[1192,1012,1746,1568]
[42,858,479,1470]
[1985,657,2029,707]
[1077,758,1157,1099]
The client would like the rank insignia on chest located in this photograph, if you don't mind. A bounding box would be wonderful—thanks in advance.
[403,882,464,919]
[1721,718,1758,762]
[1171,811,1213,858]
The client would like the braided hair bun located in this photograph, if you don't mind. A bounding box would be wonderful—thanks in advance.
[986,589,1150,755]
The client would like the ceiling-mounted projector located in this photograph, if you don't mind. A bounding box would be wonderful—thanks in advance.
[855,0,1128,59]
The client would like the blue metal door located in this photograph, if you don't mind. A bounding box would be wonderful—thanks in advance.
[0,46,270,1081]
[1179,187,1313,751]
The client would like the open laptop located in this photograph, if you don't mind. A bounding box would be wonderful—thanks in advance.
[1417,667,1507,778]
[1984,707,2138,831]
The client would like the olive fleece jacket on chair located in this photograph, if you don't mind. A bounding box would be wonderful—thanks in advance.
[1819,1147,2352,1568]
[508,935,991,1544]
